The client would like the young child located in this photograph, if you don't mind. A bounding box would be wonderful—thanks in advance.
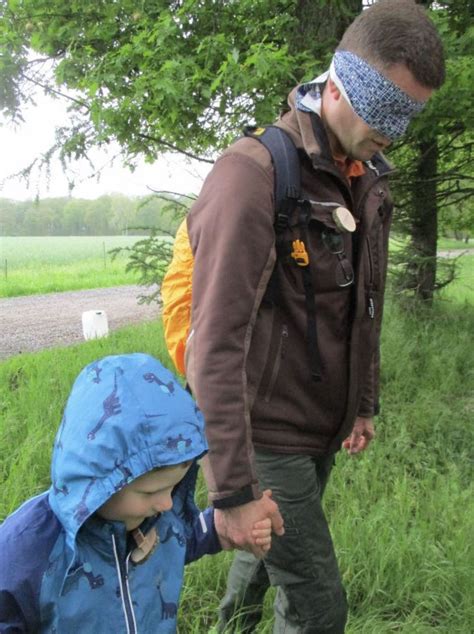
[0,353,271,632]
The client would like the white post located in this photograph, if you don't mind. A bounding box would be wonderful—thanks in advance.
[82,310,109,340]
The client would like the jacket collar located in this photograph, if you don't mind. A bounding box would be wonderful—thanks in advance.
[278,84,393,178]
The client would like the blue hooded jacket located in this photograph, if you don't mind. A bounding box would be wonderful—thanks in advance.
[0,354,220,633]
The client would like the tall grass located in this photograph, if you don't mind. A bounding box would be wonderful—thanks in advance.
[0,236,141,297]
[0,301,472,631]
[438,255,473,304]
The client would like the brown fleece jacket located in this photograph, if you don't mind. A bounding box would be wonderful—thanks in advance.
[186,89,394,506]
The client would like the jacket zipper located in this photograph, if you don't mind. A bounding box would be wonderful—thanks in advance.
[355,171,394,323]
[366,239,375,319]
[112,533,138,634]
[264,325,288,402]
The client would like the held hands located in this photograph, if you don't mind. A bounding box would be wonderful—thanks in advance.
[342,416,375,455]
[214,489,284,559]
[251,517,273,554]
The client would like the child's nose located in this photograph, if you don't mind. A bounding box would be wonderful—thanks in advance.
[153,494,173,513]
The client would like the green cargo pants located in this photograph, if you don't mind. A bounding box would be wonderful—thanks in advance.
[217,451,347,633]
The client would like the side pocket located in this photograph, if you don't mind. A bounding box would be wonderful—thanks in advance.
[263,324,288,403]
[365,223,384,320]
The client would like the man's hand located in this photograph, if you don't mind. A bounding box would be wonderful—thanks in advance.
[214,489,284,558]
[342,416,375,455]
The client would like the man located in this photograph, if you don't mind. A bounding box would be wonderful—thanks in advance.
[185,1,445,631]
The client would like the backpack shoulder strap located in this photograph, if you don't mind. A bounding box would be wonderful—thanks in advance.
[244,125,322,382]
[243,126,301,232]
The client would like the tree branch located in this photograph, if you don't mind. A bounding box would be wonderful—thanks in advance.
[20,72,89,110]
[146,188,197,201]
[137,133,215,164]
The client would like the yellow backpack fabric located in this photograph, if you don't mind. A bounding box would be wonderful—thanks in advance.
[161,219,193,375]
[162,126,305,377]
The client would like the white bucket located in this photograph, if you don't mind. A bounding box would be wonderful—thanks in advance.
[82,310,109,340]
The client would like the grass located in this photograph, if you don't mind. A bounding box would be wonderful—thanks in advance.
[437,237,472,250]
[1,294,473,632]
[1,235,471,301]
[437,254,474,304]
[0,240,473,631]
[389,235,473,253]
[0,236,141,297]
[0,320,173,513]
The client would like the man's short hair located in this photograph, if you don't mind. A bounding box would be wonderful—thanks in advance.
[337,0,445,89]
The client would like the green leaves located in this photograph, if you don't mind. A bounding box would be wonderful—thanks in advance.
[0,0,313,159]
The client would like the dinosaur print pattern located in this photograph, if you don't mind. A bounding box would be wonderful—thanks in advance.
[52,481,69,496]
[165,434,193,454]
[87,370,122,440]
[183,418,206,444]
[73,477,97,525]
[63,561,104,595]
[156,582,178,620]
[89,363,103,384]
[161,524,185,547]
[143,372,175,396]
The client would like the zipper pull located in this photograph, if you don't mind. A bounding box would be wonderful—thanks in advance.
[281,325,289,358]
[368,294,375,319]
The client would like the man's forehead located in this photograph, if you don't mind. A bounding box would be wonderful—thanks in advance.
[381,63,434,103]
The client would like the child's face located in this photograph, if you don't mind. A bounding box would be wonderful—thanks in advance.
[97,462,191,531]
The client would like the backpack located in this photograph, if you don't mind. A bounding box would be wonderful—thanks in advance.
[161,125,330,380]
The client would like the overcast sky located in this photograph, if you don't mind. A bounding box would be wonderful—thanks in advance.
[0,92,212,201]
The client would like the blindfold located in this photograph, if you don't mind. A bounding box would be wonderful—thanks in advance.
[330,50,426,141]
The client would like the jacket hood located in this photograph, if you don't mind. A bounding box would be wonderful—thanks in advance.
[48,353,207,550]
[276,76,331,163]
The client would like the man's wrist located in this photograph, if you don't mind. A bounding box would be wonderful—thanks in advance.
[212,485,258,509]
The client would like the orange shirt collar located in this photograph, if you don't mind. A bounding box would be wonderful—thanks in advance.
[333,156,365,180]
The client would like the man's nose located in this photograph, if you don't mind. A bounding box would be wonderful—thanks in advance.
[376,134,391,148]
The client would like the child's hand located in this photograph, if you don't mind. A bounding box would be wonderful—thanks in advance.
[251,517,272,553]
[250,490,276,554]
[214,489,282,557]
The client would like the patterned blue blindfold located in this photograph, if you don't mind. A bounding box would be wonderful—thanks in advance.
[331,51,426,141]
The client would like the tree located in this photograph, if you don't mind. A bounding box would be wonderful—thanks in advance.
[0,0,362,294]
[2,1,472,300]
[388,2,474,301]
[0,0,360,168]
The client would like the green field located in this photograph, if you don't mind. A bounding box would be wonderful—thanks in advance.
[0,236,142,297]
[437,237,472,250]
[1,235,472,302]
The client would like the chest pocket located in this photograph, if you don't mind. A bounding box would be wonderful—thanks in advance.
[280,201,356,295]
[274,200,356,382]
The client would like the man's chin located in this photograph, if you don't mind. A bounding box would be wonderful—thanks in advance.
[349,147,377,162]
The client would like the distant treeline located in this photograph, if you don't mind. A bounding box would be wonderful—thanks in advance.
[0,194,186,236]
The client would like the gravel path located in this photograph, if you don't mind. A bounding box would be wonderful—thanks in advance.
[0,285,160,361]
[437,248,474,258]
[1,248,472,362]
